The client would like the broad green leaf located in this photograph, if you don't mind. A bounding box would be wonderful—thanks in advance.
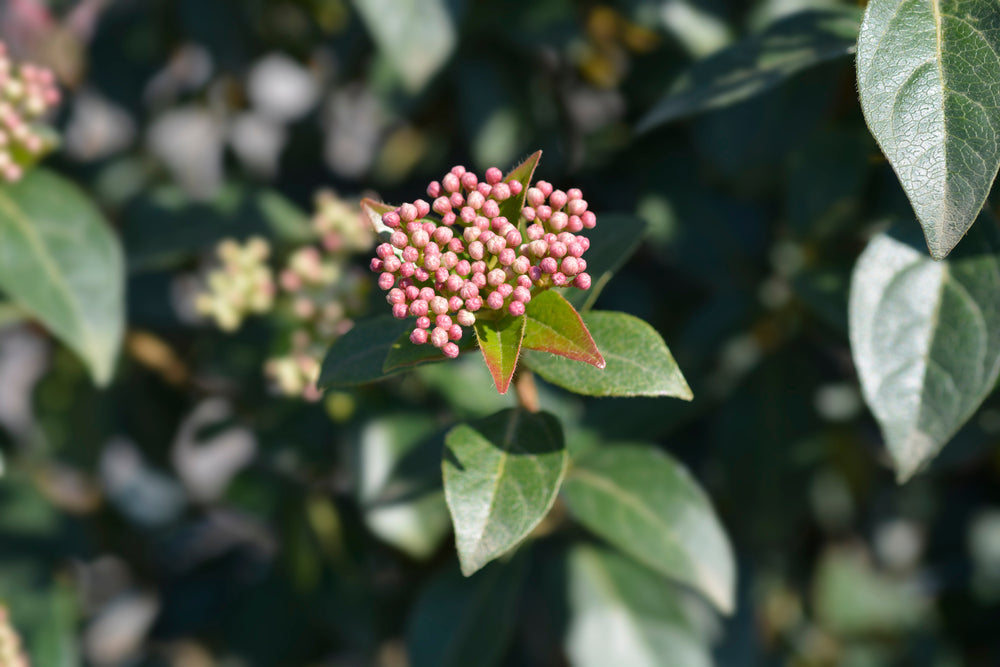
[566,545,712,667]
[563,213,648,311]
[407,556,528,667]
[351,0,457,92]
[523,290,604,368]
[856,0,1000,259]
[562,444,735,614]
[524,311,692,399]
[637,7,861,133]
[0,170,124,385]
[356,414,450,559]
[499,150,541,226]
[443,408,568,576]
[848,222,1000,481]
[383,327,478,373]
[474,315,527,394]
[318,316,412,388]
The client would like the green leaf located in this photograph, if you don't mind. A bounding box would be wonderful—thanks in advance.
[383,327,476,373]
[443,408,568,576]
[360,197,397,234]
[356,414,450,559]
[856,0,1000,259]
[524,311,692,399]
[563,213,647,311]
[474,315,527,394]
[637,7,861,133]
[566,545,712,667]
[523,290,604,368]
[562,444,736,614]
[318,316,413,388]
[498,150,541,226]
[848,222,1000,481]
[0,169,124,385]
[351,0,457,92]
[407,556,528,667]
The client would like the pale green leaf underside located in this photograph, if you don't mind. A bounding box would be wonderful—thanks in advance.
[0,170,124,385]
[848,223,1000,481]
[562,445,736,614]
[443,409,567,576]
[856,0,1000,258]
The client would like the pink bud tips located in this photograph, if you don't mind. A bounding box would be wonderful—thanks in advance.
[485,167,503,184]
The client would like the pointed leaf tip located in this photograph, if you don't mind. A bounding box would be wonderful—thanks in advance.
[474,315,527,394]
[522,290,604,369]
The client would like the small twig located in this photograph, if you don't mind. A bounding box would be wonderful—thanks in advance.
[513,368,540,413]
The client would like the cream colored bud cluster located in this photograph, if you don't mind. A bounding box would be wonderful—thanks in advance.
[195,237,276,331]
[312,189,374,254]
[0,41,60,183]
[0,606,28,667]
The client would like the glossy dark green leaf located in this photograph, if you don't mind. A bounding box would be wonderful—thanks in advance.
[0,170,124,385]
[848,222,1000,481]
[637,7,861,132]
[499,150,541,225]
[562,444,735,614]
[351,0,457,92]
[407,556,528,667]
[524,311,692,399]
[474,315,527,394]
[566,545,712,667]
[523,290,604,368]
[383,327,476,373]
[443,409,567,576]
[318,316,412,388]
[857,0,1000,258]
[356,414,450,559]
[563,213,647,311]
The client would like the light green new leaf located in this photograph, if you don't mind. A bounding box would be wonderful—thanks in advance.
[407,556,528,667]
[637,7,861,133]
[443,409,567,576]
[351,0,457,92]
[0,170,124,385]
[562,444,736,614]
[524,311,692,399]
[474,315,526,394]
[566,545,712,667]
[499,150,541,226]
[856,0,1000,259]
[848,222,1000,481]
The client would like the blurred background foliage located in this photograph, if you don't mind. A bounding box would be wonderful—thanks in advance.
[2,0,1000,665]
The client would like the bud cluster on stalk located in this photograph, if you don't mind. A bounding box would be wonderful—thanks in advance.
[0,606,28,667]
[0,41,60,184]
[371,165,595,358]
[197,191,373,400]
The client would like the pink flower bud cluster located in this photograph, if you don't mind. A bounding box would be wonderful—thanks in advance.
[371,165,595,358]
[0,41,60,183]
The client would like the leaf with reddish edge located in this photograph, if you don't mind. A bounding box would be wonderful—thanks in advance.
[523,291,605,369]
[383,328,477,373]
[498,150,542,227]
[360,197,398,234]
[474,314,527,394]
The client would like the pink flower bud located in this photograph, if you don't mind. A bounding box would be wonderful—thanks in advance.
[405,285,420,300]
[461,172,478,191]
[471,272,487,288]
[486,236,506,255]
[579,237,591,252]
[539,258,558,274]
[568,242,585,257]
[550,190,568,210]
[487,291,505,310]
[418,287,435,301]
[399,203,417,222]
[459,283,479,300]
[443,252,459,269]
[431,327,449,348]
[432,226,453,245]
[477,182,492,197]
[517,275,533,289]
[387,288,406,304]
[549,241,567,258]
[378,272,395,289]
[498,248,517,266]
[536,205,552,222]
[561,256,580,275]
[446,274,464,292]
[536,180,553,197]
[424,254,441,271]
[456,260,471,276]
[529,240,548,257]
[581,211,597,228]
[567,216,583,233]
[508,301,526,316]
[526,188,545,208]
[488,269,506,286]
[416,315,432,329]
[457,309,476,326]
[428,181,442,197]
[574,273,592,290]
[377,243,395,259]
[513,256,531,275]
[435,267,450,283]
[449,295,464,311]
[416,199,431,218]
[513,286,531,303]
[433,197,452,215]
[411,229,429,248]
[442,212,457,226]
[567,188,583,200]
[471,260,487,274]
[508,180,523,195]
[370,258,384,272]
[443,342,460,358]
[552,272,568,286]
[394,303,410,319]
[497,283,513,298]
[443,173,460,193]
[567,199,588,216]
[505,230,522,246]
[448,238,464,253]
[467,190,485,209]
[410,328,429,345]
[549,212,568,231]
[464,226,481,243]
[476,216,491,231]
[522,207,536,222]
[430,296,448,314]
[526,224,544,241]
[410,299,429,317]
[436,313,453,329]
[450,192,465,208]
[528,266,543,282]
[400,246,417,263]
[460,206,477,224]
[482,199,500,218]
[383,211,401,228]
[469,241,485,260]
[449,324,463,340]
[485,167,503,184]
[390,231,408,248]
[465,296,483,311]
[491,183,511,201]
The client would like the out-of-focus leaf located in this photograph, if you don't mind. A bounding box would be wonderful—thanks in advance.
[351,0,458,92]
[856,0,1000,259]
[637,7,861,132]
[848,222,1000,481]
[0,170,123,386]
[356,414,450,559]
[474,315,527,394]
[499,150,541,226]
[318,316,412,388]
[566,545,712,667]
[407,556,528,667]
[524,311,692,399]
[0,302,27,329]
[563,213,647,311]
[443,408,567,576]
[562,444,735,614]
[523,291,604,368]
[31,582,80,667]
